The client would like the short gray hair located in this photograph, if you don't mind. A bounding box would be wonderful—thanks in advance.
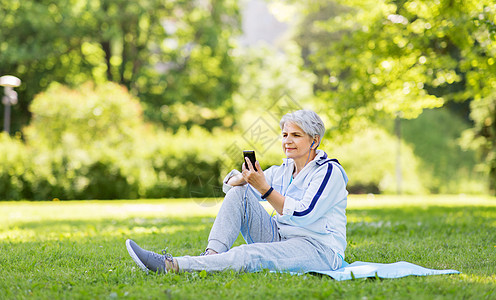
[279,110,325,145]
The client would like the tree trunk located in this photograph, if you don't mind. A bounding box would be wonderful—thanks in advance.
[101,40,112,81]
[490,159,496,195]
[120,33,129,88]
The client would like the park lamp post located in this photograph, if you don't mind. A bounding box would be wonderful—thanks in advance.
[0,75,21,134]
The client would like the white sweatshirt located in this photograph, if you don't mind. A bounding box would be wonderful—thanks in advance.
[223,150,348,260]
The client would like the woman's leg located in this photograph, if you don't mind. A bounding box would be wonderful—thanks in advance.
[206,185,279,254]
[176,237,339,273]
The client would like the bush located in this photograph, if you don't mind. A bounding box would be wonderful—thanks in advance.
[25,82,143,150]
[326,126,425,194]
[403,108,486,194]
[0,82,234,200]
[2,82,481,200]
[0,133,32,199]
[19,82,146,199]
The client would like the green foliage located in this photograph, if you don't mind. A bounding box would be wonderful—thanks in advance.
[451,5,496,194]
[0,133,31,199]
[324,108,485,195]
[21,82,148,199]
[294,0,496,192]
[142,127,239,199]
[0,82,240,200]
[403,108,486,194]
[2,0,493,196]
[0,0,240,132]
[0,80,484,199]
[326,126,424,194]
[460,77,496,193]
[295,0,443,134]
[143,0,241,130]
[231,43,317,117]
[26,82,143,149]
[1,80,311,200]
[0,197,495,298]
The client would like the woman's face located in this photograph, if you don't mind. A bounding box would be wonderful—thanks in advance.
[282,122,315,160]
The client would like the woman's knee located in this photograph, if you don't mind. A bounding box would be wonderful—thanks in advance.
[219,186,246,210]
[224,185,247,202]
[222,185,262,215]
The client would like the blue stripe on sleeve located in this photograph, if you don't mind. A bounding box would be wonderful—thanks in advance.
[293,163,333,217]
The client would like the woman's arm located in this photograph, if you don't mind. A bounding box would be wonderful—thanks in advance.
[261,188,284,215]
[242,158,285,215]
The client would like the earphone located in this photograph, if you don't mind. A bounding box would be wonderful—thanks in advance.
[302,140,317,169]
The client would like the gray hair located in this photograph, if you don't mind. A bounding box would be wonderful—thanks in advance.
[279,110,325,145]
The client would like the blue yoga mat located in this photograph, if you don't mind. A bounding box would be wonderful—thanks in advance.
[307,261,460,281]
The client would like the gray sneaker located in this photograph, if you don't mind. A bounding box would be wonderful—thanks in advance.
[126,239,173,274]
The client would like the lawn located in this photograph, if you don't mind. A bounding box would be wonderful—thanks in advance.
[0,195,495,299]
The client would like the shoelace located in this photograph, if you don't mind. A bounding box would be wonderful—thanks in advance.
[161,249,174,262]
[200,248,218,256]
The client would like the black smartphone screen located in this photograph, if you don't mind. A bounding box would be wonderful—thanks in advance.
[243,150,257,171]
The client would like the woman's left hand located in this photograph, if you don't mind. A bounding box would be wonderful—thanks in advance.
[242,157,271,194]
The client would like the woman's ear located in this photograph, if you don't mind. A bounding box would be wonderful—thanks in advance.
[313,137,321,149]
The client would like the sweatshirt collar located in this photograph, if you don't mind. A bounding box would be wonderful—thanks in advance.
[282,149,329,166]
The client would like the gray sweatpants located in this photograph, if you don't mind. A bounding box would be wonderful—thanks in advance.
[175,186,341,273]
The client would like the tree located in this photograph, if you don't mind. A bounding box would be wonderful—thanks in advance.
[0,0,240,132]
[460,5,496,193]
[294,0,496,192]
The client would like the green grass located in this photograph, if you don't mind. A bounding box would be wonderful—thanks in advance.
[0,195,495,299]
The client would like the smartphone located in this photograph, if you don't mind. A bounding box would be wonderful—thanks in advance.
[243,150,257,171]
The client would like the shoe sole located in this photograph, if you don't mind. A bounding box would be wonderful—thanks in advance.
[126,239,150,274]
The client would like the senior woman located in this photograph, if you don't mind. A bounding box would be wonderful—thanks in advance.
[126,110,348,273]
